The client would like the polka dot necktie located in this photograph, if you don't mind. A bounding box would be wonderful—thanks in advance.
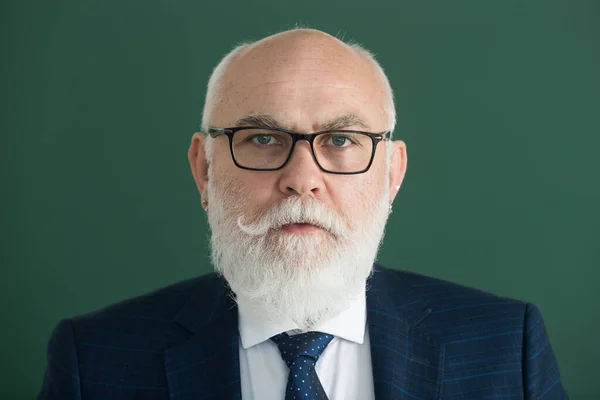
[271,331,334,400]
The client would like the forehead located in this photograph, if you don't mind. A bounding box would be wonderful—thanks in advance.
[212,33,388,131]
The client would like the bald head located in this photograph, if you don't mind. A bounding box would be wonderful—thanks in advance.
[201,29,395,139]
[223,29,372,86]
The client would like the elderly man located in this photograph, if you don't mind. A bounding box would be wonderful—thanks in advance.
[38,29,567,399]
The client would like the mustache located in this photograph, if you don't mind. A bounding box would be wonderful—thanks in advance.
[236,196,350,239]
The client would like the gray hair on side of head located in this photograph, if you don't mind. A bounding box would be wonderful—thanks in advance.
[200,29,397,162]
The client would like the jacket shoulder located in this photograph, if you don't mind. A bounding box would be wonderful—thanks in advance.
[375,266,528,338]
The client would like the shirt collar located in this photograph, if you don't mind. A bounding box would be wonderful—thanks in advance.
[237,288,367,349]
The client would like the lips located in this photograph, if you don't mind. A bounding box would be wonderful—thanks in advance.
[280,222,322,233]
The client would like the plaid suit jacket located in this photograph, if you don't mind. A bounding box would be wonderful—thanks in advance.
[38,265,568,399]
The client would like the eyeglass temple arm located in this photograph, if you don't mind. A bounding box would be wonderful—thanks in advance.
[206,127,232,138]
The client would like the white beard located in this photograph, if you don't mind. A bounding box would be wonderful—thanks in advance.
[206,170,391,330]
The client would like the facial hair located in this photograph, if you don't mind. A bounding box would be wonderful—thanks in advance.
[206,169,391,330]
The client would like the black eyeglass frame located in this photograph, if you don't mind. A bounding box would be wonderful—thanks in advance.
[207,126,391,175]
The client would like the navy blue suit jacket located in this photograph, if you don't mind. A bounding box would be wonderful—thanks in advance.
[38,266,568,399]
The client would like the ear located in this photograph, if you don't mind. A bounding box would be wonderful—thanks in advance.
[388,139,407,204]
[187,132,209,201]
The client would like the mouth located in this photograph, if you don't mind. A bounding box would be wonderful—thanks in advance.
[279,222,324,234]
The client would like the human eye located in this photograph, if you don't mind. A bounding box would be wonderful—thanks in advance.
[325,133,357,148]
[234,129,289,149]
[250,134,279,146]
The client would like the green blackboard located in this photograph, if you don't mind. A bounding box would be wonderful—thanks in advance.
[1,0,598,398]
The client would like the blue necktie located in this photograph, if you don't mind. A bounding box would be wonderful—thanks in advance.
[271,331,334,400]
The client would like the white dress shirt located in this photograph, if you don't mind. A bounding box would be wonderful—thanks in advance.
[237,290,375,400]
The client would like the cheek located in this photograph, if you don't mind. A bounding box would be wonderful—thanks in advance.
[329,175,383,216]
[243,174,279,204]
[212,162,279,211]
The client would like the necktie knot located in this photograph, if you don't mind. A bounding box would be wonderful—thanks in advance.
[270,331,334,368]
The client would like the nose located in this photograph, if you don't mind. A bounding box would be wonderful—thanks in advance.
[278,141,324,197]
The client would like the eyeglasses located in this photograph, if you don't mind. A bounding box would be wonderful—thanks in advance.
[207,126,391,175]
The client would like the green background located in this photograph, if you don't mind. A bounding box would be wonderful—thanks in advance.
[2,0,599,398]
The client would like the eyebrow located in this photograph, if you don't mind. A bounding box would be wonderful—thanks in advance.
[234,113,370,131]
[235,114,282,129]
[321,114,369,131]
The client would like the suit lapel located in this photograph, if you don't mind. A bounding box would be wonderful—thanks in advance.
[367,266,443,400]
[164,275,242,400]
